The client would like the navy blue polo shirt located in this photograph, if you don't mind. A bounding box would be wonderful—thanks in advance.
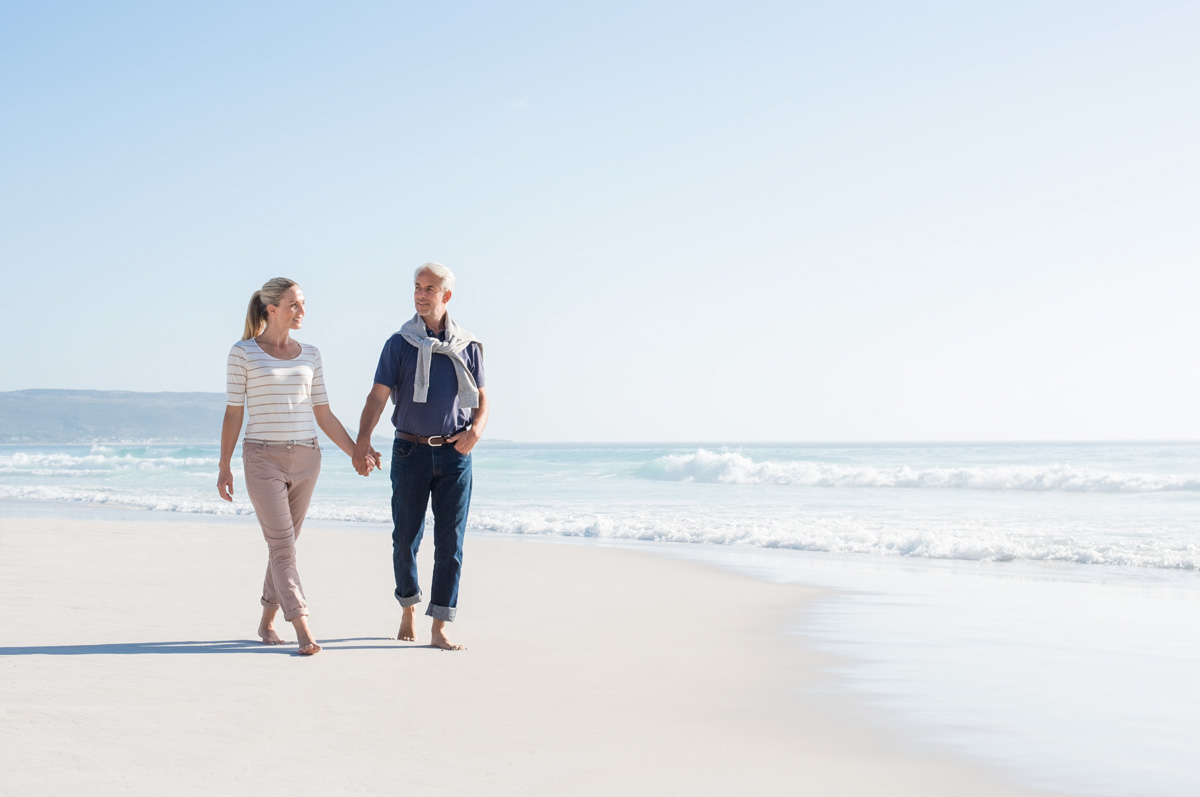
[373,330,485,437]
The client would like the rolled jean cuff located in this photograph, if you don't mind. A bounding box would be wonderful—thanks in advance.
[395,589,423,608]
[426,604,457,622]
[281,606,309,621]
[260,597,280,610]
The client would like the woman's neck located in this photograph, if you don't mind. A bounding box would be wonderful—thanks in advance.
[256,325,292,348]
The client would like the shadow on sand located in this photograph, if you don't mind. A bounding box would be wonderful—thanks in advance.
[0,637,405,656]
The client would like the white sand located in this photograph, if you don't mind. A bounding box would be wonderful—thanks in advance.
[0,516,1058,796]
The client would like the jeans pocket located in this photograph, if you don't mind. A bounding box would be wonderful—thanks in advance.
[392,439,414,458]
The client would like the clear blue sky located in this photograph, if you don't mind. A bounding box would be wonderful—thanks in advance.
[3,1,1198,441]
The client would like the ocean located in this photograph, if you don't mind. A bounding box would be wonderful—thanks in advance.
[2,439,1198,795]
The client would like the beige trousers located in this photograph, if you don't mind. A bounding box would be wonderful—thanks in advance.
[242,440,321,621]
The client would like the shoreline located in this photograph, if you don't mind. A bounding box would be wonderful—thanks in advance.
[0,515,1054,796]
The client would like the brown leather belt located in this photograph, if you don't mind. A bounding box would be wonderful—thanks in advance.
[395,430,465,447]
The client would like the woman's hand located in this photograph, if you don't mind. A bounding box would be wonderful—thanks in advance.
[217,466,235,501]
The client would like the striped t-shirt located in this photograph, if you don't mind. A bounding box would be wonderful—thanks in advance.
[226,339,329,441]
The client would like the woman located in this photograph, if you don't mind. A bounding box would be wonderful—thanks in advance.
[217,277,372,656]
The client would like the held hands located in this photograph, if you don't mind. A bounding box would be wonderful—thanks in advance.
[352,442,382,476]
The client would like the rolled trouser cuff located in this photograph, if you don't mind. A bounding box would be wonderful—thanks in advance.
[426,604,456,622]
[395,589,423,608]
[262,598,308,622]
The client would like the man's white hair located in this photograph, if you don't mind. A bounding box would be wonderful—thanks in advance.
[415,262,455,294]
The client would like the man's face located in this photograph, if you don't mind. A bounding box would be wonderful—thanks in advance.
[414,269,451,319]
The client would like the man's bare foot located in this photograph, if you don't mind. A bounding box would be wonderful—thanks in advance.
[258,605,287,644]
[298,643,321,656]
[397,605,417,642]
[431,620,465,651]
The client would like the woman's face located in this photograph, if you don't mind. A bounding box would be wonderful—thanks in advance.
[268,286,305,330]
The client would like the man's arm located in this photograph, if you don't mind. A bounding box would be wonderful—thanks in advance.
[353,383,392,474]
[449,387,488,455]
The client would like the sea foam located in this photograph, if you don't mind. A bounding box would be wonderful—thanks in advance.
[5,441,1200,572]
[465,510,1200,570]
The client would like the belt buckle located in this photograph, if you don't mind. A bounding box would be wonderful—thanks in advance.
[427,435,445,447]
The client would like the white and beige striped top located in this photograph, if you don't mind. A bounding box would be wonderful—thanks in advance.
[226,339,329,441]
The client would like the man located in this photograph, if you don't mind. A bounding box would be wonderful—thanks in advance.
[354,263,487,650]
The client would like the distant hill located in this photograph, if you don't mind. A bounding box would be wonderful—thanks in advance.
[0,390,228,443]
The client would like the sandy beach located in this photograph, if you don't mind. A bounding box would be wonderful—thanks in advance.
[0,516,1060,796]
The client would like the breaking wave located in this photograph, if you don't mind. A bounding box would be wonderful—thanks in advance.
[0,448,218,477]
[640,449,1200,493]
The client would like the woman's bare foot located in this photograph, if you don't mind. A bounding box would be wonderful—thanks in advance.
[258,606,288,645]
[397,605,417,642]
[430,619,465,651]
[290,615,320,656]
[259,626,286,645]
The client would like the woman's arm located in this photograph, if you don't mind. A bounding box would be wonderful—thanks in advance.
[313,404,360,460]
[217,405,244,501]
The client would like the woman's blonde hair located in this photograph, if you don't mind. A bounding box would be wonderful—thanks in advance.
[242,277,298,340]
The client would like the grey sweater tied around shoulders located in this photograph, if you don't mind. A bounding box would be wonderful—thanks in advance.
[397,313,482,410]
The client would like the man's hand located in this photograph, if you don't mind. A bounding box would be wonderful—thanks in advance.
[447,427,481,455]
[353,441,381,476]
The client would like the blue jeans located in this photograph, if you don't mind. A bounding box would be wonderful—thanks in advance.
[390,438,473,622]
